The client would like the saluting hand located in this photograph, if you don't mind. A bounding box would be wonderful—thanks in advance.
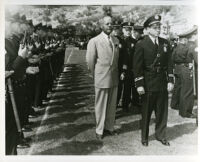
[137,86,145,95]
[120,72,125,81]
[18,44,28,59]
[167,83,174,92]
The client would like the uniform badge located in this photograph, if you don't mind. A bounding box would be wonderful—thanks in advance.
[163,43,168,52]
[155,15,159,20]
[119,44,122,48]
[157,53,160,57]
[131,43,134,47]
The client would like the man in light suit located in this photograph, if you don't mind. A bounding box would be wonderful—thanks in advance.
[86,16,119,140]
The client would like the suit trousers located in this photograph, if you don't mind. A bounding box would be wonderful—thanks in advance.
[95,86,118,135]
[141,91,168,142]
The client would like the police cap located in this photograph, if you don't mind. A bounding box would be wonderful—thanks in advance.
[178,26,198,38]
[143,15,161,28]
[134,25,144,34]
[112,20,121,28]
[121,22,134,28]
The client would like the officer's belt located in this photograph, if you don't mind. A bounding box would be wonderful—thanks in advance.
[175,63,189,67]
[145,66,167,73]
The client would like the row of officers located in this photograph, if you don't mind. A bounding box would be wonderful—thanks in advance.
[86,14,198,147]
[5,16,66,155]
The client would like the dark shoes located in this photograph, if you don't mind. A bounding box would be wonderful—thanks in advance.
[141,141,148,146]
[17,143,30,149]
[185,113,197,119]
[96,133,103,140]
[141,139,170,146]
[156,138,170,146]
[96,129,119,140]
[22,125,33,132]
[103,129,118,136]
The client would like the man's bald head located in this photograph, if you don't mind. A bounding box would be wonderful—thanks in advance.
[100,16,113,35]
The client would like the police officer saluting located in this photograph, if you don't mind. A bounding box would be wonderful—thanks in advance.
[133,15,174,146]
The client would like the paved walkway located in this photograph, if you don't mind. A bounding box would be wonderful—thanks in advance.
[18,48,198,155]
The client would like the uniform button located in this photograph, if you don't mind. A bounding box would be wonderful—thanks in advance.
[158,62,160,65]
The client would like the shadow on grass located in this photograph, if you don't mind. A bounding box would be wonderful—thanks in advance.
[149,122,197,141]
[30,123,95,143]
[118,118,155,135]
[33,140,103,155]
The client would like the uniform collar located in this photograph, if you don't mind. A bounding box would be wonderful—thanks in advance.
[148,35,159,45]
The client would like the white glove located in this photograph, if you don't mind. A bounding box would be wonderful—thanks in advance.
[189,63,193,69]
[137,86,145,95]
[167,83,174,92]
[26,66,39,74]
[18,44,28,59]
[120,72,125,81]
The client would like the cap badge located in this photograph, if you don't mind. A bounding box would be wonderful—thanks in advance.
[128,22,131,26]
[157,53,160,57]
[155,15,159,20]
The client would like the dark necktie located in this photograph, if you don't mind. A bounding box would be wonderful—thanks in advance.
[154,39,158,51]
[108,35,113,52]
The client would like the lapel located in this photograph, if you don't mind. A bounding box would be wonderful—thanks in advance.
[99,32,113,55]
[146,35,156,49]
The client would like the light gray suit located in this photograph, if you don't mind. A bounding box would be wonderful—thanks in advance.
[86,32,119,135]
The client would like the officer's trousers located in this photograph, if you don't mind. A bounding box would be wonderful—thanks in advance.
[141,91,168,142]
[179,66,194,117]
[171,73,181,110]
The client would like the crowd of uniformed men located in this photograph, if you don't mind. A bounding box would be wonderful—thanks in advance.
[5,12,198,155]
[5,14,67,155]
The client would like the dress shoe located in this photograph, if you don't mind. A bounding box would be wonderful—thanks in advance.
[22,125,33,132]
[17,142,30,149]
[22,137,32,143]
[156,139,170,146]
[28,114,38,118]
[185,113,196,118]
[96,133,103,140]
[141,141,148,146]
[103,129,118,136]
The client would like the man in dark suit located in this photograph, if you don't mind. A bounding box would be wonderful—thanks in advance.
[133,15,174,146]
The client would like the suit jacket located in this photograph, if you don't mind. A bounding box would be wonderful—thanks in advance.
[86,32,120,88]
[133,35,173,92]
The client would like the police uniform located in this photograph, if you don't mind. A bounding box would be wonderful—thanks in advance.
[133,15,173,146]
[172,27,197,118]
[111,20,124,107]
[120,22,140,111]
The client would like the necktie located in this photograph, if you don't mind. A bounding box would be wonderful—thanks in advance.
[154,38,158,51]
[108,35,113,52]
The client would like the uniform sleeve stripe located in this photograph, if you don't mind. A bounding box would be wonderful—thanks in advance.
[135,76,144,82]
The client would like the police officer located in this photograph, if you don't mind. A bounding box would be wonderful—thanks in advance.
[120,22,138,112]
[132,25,144,41]
[170,35,188,111]
[111,20,124,108]
[133,15,174,146]
[172,26,197,118]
